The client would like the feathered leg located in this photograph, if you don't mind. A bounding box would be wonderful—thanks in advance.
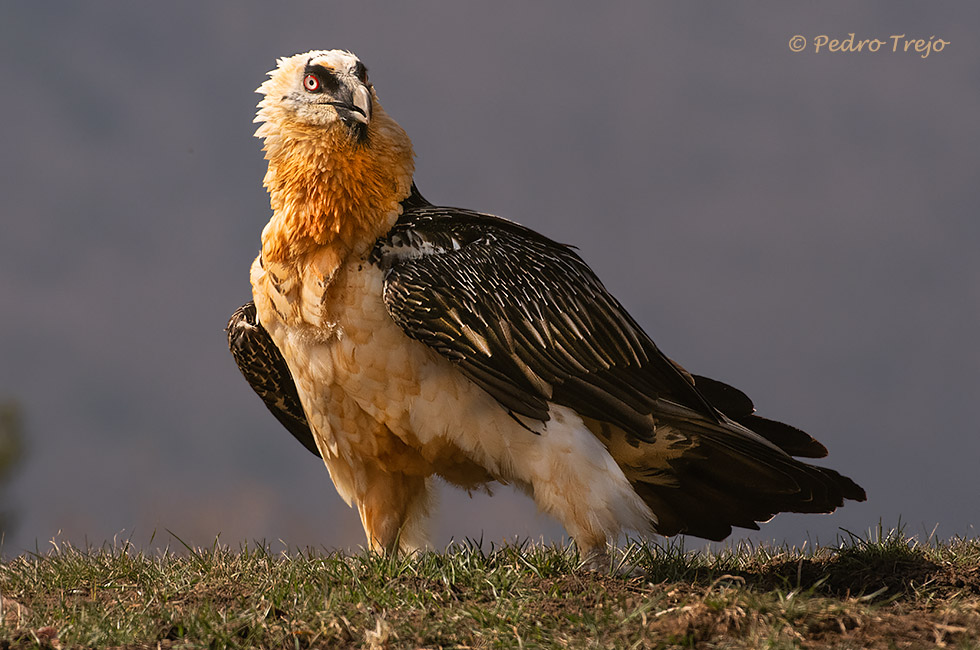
[354,462,432,554]
[502,406,656,569]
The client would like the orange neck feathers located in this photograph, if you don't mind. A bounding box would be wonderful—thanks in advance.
[256,103,415,267]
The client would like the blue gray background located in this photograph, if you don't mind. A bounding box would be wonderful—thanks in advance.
[1,2,977,555]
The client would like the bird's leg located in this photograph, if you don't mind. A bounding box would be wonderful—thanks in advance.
[577,540,647,577]
[578,542,613,573]
[354,463,431,555]
[498,406,654,574]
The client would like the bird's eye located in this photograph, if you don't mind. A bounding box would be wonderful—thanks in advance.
[303,74,321,92]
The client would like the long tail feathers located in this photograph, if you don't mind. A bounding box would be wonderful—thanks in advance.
[610,377,866,541]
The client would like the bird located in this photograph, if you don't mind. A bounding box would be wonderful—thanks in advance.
[228,49,865,569]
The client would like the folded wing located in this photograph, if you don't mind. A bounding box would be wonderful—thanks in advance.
[226,302,321,458]
[372,201,865,539]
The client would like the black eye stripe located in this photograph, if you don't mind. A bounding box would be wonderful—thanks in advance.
[303,64,341,93]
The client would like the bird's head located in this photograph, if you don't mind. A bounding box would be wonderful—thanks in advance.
[256,49,379,143]
[254,50,415,261]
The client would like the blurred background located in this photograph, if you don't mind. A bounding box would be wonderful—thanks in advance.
[1,2,977,556]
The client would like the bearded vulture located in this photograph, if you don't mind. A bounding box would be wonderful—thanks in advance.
[227,49,865,569]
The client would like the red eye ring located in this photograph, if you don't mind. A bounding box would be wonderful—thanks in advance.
[303,74,321,92]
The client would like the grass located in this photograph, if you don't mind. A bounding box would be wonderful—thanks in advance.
[0,527,977,649]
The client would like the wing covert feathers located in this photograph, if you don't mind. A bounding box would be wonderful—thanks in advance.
[372,204,721,439]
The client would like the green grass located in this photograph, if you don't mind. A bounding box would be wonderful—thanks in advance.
[1,528,978,649]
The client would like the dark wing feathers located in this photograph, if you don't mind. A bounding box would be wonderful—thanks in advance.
[226,302,321,458]
[371,200,864,539]
[692,374,829,458]
[630,409,864,539]
[373,206,720,440]
[375,205,831,462]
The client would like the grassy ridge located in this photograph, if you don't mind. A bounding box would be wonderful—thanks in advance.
[0,528,977,649]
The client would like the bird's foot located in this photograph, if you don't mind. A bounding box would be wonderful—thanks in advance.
[579,548,646,578]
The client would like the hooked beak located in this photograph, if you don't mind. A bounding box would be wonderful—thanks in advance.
[350,84,372,124]
[322,83,372,127]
